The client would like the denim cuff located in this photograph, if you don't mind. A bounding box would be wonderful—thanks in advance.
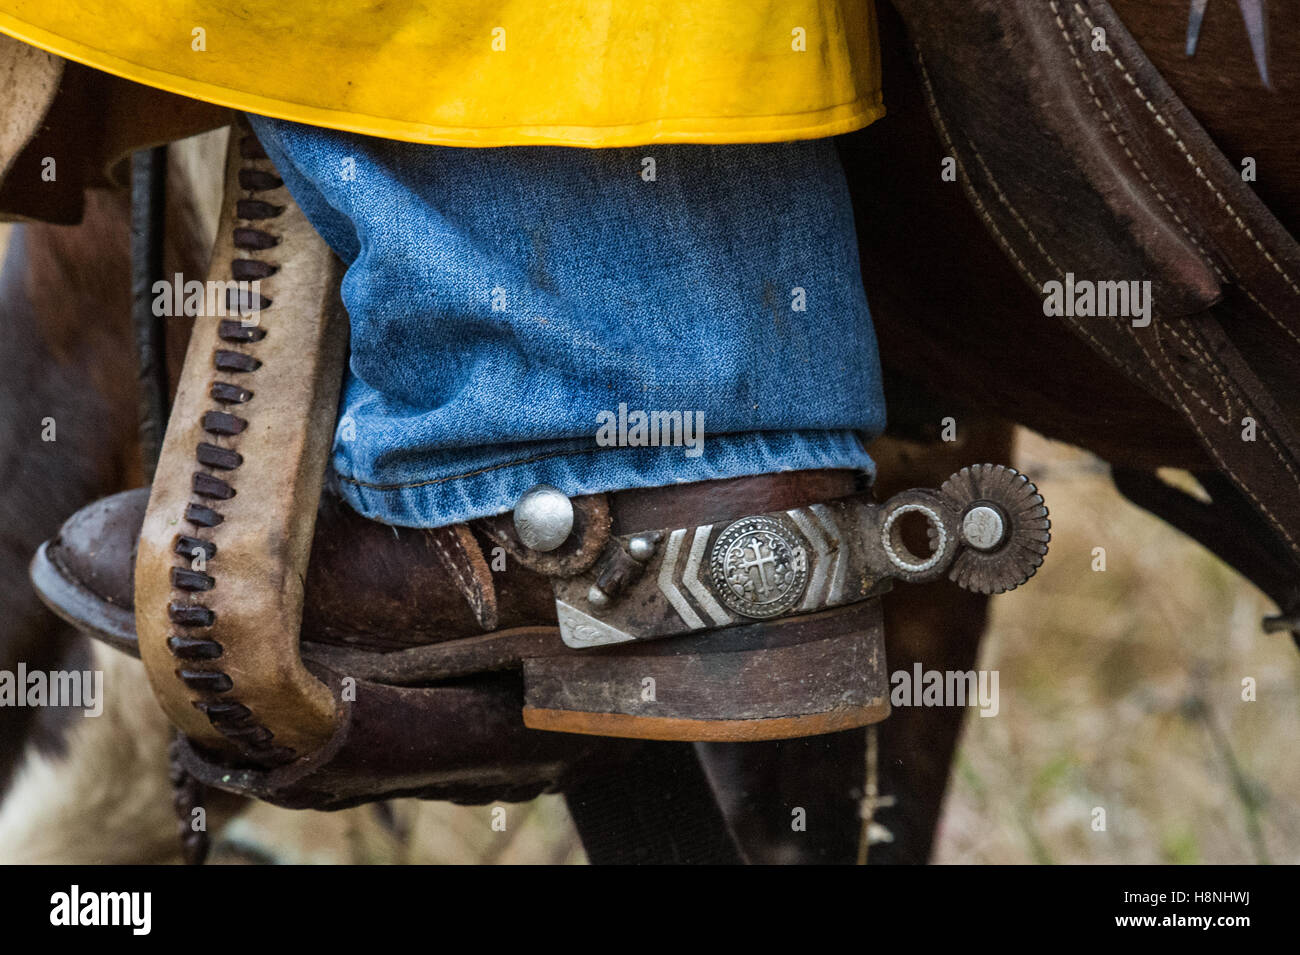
[332,430,874,528]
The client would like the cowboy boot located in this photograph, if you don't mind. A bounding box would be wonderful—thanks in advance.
[33,462,1051,804]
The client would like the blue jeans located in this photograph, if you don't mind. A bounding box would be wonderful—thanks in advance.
[248,115,887,527]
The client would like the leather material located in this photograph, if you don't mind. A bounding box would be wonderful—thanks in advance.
[426,523,500,631]
[300,490,558,651]
[135,121,346,765]
[171,671,650,812]
[890,0,1300,587]
[0,51,229,224]
[37,469,878,807]
[477,495,612,579]
[0,31,60,190]
[44,490,138,619]
[609,470,868,534]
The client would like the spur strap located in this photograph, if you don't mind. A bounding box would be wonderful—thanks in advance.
[549,465,1050,648]
[135,121,347,766]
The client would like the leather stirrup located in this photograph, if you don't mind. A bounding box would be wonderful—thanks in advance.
[135,120,347,766]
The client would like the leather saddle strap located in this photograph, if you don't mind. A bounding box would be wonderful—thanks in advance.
[1113,467,1300,646]
[425,523,499,631]
[895,0,1300,575]
[1127,308,1300,566]
[136,120,346,765]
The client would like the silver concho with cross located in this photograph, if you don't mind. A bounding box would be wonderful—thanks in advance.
[709,516,809,618]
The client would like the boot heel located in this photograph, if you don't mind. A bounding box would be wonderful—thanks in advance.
[521,599,889,741]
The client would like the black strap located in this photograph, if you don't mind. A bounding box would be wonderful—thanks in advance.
[1113,467,1300,649]
[130,145,170,482]
[564,741,745,865]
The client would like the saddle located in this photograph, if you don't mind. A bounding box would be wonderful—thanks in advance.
[0,34,229,224]
[854,0,1300,640]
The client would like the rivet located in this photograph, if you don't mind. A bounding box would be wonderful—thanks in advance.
[513,484,574,552]
[962,505,1006,551]
[627,534,658,562]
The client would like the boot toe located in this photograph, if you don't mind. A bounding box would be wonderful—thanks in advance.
[29,487,148,652]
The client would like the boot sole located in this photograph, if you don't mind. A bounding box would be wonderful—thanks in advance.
[30,541,137,655]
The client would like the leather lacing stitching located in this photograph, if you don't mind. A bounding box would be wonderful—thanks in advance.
[165,132,294,766]
[1061,2,1300,339]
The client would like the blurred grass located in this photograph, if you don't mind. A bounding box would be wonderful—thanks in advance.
[212,794,585,865]
[933,431,1300,864]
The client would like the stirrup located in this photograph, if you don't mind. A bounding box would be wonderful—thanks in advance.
[135,118,347,766]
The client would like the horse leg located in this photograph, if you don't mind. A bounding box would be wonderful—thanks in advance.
[0,191,141,793]
[0,133,227,855]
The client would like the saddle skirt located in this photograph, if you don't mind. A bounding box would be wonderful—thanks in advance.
[883,0,1300,633]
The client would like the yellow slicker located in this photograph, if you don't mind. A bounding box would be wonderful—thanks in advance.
[0,0,882,147]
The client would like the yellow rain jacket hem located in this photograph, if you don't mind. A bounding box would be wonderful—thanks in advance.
[0,2,883,148]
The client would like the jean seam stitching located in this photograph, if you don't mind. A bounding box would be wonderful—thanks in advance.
[334,431,870,494]
[335,446,596,491]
